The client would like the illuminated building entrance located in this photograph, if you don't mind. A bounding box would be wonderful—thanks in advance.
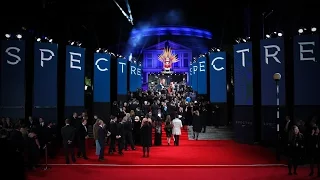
[142,40,191,89]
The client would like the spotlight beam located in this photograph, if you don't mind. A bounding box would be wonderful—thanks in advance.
[113,0,133,25]
[125,0,133,22]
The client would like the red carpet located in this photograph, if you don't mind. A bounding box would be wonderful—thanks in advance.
[28,126,298,180]
[44,127,284,165]
[152,123,189,145]
[28,166,312,180]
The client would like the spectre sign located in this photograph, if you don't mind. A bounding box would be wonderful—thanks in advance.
[6,47,21,65]
[95,58,109,71]
[211,57,224,71]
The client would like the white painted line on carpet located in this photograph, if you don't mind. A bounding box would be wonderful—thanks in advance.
[40,164,287,167]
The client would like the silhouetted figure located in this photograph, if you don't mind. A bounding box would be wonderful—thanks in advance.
[287,125,304,175]
[97,120,106,161]
[141,116,152,157]
[192,110,202,140]
[61,119,76,164]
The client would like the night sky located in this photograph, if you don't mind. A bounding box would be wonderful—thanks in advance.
[0,0,319,50]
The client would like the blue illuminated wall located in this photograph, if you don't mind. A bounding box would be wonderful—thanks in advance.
[132,26,212,40]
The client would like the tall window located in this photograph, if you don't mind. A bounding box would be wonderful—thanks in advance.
[173,51,180,68]
[183,52,189,67]
[144,53,153,68]
[156,54,162,68]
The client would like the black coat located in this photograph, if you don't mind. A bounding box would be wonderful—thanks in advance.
[116,122,125,137]
[61,125,75,145]
[308,134,320,157]
[185,106,193,120]
[109,121,118,135]
[140,123,152,147]
[287,133,304,158]
[78,124,88,140]
[192,115,202,132]
[124,120,133,132]
[98,126,106,146]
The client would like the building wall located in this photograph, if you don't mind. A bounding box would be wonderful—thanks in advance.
[142,50,191,70]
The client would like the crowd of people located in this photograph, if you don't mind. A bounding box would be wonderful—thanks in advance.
[61,84,212,162]
[3,81,319,178]
[0,116,58,179]
[283,116,320,176]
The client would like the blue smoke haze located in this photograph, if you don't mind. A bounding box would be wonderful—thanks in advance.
[125,9,207,58]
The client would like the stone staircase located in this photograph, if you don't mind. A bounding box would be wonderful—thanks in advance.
[187,126,234,140]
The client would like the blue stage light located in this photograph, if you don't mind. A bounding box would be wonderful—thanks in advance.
[131,26,212,39]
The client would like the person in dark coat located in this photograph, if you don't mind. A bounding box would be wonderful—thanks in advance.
[308,126,320,176]
[287,125,304,175]
[140,115,152,157]
[154,120,162,146]
[77,118,88,159]
[192,110,202,140]
[201,106,207,133]
[213,105,220,128]
[185,103,193,126]
[164,115,173,145]
[116,118,125,155]
[108,117,117,154]
[61,119,76,164]
[123,114,136,151]
[97,120,106,161]
[133,115,142,145]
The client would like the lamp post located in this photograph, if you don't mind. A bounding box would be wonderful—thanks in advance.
[273,72,281,161]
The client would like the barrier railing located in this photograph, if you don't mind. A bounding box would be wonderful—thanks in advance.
[43,144,50,171]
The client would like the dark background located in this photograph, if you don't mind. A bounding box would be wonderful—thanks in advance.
[1,1,319,48]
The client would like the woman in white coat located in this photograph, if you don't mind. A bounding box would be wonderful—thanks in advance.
[172,113,183,146]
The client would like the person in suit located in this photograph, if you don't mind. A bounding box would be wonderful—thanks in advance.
[26,116,37,129]
[116,118,125,155]
[45,122,56,158]
[123,114,136,151]
[140,115,152,157]
[61,119,76,164]
[70,112,78,128]
[287,125,304,175]
[192,110,202,140]
[37,118,47,155]
[97,120,106,161]
[108,116,118,154]
[93,119,101,156]
[78,118,89,159]
[172,113,183,146]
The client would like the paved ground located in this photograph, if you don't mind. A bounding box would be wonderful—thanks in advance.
[187,126,234,140]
